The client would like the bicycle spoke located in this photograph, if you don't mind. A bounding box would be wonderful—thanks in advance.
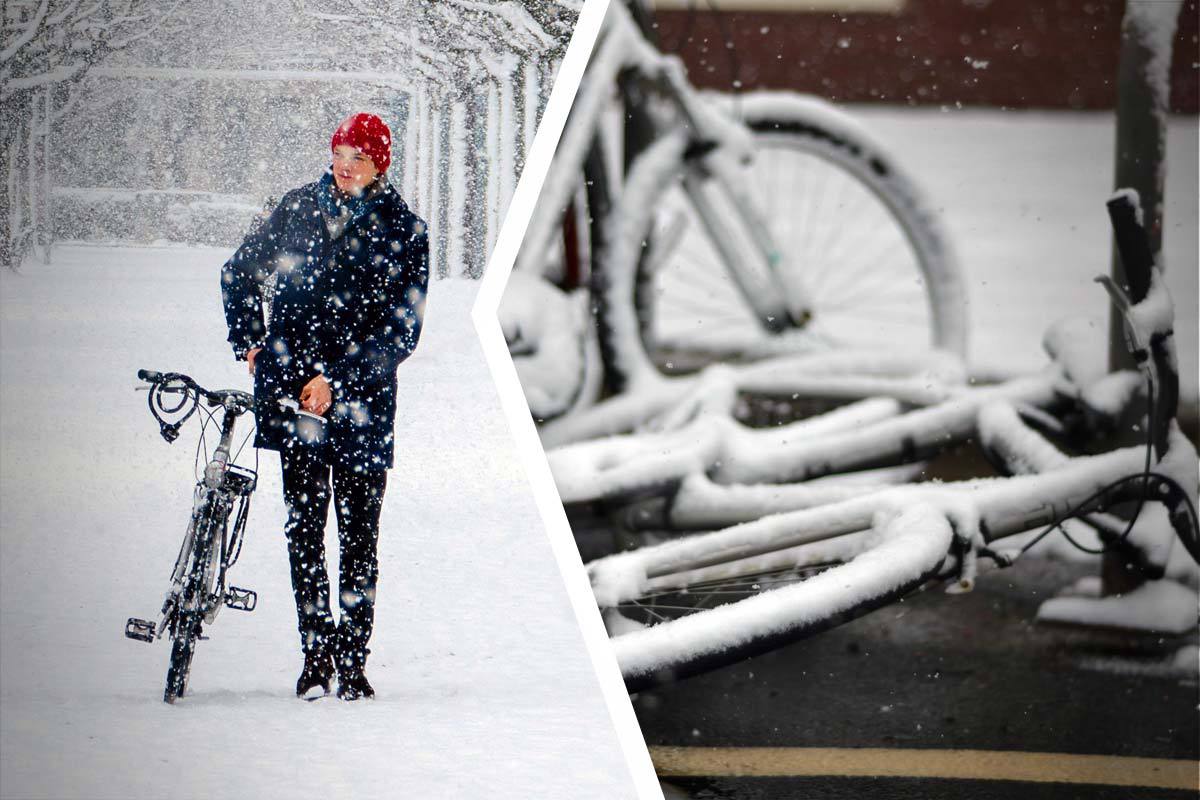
[818,217,910,303]
[658,282,748,318]
[824,285,926,321]
[831,295,930,321]
[635,568,836,600]
[811,168,860,281]
[669,250,739,297]
[794,157,833,294]
[659,280,745,319]
[806,176,877,300]
[631,604,678,623]
[624,605,706,617]
[660,322,755,350]
[821,198,898,287]
[617,566,842,623]
[823,255,924,312]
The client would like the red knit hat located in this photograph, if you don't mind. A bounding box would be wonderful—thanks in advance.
[331,113,392,173]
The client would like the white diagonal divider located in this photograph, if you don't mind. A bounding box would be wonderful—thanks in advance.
[472,1,663,797]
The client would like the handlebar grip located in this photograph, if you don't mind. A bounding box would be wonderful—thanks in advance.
[137,369,163,383]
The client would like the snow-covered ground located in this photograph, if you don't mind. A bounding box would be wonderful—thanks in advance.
[854,108,1197,405]
[0,247,637,799]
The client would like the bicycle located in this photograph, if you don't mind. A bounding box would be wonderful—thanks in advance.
[124,370,260,704]
[511,0,967,407]
[553,196,1200,691]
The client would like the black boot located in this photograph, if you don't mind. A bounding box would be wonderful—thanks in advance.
[335,647,374,701]
[296,649,334,700]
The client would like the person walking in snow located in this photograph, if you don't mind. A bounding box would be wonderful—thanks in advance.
[220,112,428,701]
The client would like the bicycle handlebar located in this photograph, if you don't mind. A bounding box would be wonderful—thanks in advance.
[138,369,254,443]
[138,370,253,408]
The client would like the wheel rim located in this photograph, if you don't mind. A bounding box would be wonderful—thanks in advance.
[645,132,945,372]
[614,562,840,626]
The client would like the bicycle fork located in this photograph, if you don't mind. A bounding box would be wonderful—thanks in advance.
[657,59,813,335]
[125,401,257,646]
[680,165,802,334]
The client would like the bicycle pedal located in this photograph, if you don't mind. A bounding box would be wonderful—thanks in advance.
[125,617,156,643]
[225,586,257,612]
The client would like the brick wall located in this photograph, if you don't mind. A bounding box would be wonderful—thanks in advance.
[651,0,1198,111]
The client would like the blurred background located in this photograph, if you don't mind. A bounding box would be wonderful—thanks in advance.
[2,0,578,278]
[647,0,1196,111]
[643,0,1198,418]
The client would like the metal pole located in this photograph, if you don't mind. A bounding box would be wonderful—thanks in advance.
[1103,0,1182,595]
[42,86,52,264]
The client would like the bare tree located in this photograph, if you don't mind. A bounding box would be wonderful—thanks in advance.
[1,0,185,268]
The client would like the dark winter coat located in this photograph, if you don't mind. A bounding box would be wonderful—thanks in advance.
[221,171,429,472]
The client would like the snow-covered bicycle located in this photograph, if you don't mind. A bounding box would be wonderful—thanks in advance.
[124,370,260,703]
[510,0,966,415]
[553,196,1200,690]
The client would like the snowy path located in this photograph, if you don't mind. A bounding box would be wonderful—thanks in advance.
[0,247,637,799]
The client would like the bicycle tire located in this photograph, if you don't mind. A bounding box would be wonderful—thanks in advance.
[596,501,953,690]
[163,504,219,704]
[505,135,616,422]
[164,605,200,703]
[595,93,967,392]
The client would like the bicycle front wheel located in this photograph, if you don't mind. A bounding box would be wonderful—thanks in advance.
[602,93,967,387]
[164,607,200,703]
[163,505,220,703]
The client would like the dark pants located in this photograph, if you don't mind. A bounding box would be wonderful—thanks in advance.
[280,446,387,666]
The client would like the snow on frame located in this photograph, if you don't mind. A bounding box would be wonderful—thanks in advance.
[587,421,1196,603]
[608,502,953,681]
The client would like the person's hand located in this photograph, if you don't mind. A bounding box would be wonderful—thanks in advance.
[246,347,263,375]
[300,374,333,416]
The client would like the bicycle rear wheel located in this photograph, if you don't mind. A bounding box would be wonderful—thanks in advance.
[596,93,967,390]
[596,501,953,690]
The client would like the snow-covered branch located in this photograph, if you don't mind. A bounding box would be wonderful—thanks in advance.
[1,0,182,101]
[0,0,51,64]
[2,1,187,267]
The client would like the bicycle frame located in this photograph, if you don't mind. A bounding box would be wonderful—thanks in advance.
[574,196,1199,689]
[161,417,257,636]
[549,365,1055,504]
[518,0,797,326]
[591,401,1196,689]
[539,342,968,448]
[125,373,258,701]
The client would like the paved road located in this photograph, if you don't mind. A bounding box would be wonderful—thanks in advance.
[628,557,1198,799]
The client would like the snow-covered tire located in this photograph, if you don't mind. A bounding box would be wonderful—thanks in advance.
[594,501,953,690]
[501,272,593,420]
[163,511,217,704]
[594,93,967,392]
[164,607,200,703]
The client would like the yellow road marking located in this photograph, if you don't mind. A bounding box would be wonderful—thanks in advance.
[649,746,1199,791]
